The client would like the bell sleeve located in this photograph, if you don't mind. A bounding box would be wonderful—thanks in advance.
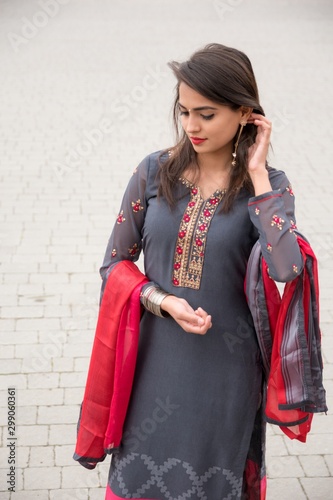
[248,171,303,282]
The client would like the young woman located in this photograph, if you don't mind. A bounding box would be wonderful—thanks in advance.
[75,43,326,499]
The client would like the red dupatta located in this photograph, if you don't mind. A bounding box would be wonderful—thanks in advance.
[74,261,148,467]
[245,235,327,443]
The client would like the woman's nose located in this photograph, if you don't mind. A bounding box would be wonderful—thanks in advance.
[186,114,201,133]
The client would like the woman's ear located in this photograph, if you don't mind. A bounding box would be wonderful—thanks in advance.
[240,106,253,123]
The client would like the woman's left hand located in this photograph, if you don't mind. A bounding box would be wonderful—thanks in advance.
[246,113,272,174]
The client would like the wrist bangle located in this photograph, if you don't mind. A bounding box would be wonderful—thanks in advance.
[140,285,171,318]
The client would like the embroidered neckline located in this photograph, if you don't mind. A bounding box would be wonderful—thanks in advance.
[179,177,227,202]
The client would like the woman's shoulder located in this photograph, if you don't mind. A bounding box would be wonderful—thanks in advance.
[132,149,170,195]
[267,165,293,193]
[134,149,171,187]
[136,149,169,174]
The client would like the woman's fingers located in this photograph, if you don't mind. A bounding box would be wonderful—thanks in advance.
[195,307,209,320]
[161,296,212,335]
[246,113,272,173]
[247,112,270,121]
[179,310,205,326]
[179,315,212,335]
[247,114,272,135]
[195,307,212,330]
[176,308,211,334]
[181,308,212,335]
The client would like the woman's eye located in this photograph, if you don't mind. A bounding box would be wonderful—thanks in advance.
[201,114,214,120]
[179,111,214,120]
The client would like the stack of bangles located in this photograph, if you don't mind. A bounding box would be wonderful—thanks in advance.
[140,284,171,318]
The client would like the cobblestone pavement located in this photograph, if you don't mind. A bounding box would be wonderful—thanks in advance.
[0,0,332,498]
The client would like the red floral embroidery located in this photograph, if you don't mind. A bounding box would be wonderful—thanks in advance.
[209,197,219,205]
[183,214,191,223]
[178,231,186,239]
[271,214,285,231]
[286,184,294,196]
[289,219,297,231]
[128,243,139,256]
[116,210,126,224]
[131,199,144,213]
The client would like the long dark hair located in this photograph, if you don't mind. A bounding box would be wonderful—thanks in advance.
[158,43,265,212]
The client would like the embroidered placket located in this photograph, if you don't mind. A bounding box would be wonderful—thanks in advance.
[172,180,225,289]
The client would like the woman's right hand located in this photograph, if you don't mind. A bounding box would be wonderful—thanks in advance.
[161,295,212,335]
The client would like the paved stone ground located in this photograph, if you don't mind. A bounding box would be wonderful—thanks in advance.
[0,0,332,498]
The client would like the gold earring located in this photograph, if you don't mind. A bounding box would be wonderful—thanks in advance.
[231,122,246,166]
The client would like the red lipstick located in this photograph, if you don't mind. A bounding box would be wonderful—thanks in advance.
[190,137,207,145]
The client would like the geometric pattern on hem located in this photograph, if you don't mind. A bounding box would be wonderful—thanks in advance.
[110,452,242,500]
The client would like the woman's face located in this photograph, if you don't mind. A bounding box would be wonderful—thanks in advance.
[178,82,244,158]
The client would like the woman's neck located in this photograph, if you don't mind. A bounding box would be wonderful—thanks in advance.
[184,151,233,198]
[197,149,232,174]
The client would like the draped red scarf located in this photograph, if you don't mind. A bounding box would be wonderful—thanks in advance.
[245,235,327,443]
[74,261,148,467]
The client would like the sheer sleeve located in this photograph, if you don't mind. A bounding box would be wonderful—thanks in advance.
[99,156,149,295]
[248,170,303,282]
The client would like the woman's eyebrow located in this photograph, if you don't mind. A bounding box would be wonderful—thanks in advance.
[178,102,218,111]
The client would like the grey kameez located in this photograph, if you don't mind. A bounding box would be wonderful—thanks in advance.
[100,151,303,499]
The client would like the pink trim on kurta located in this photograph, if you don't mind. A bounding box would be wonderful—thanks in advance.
[248,193,282,205]
[261,475,267,499]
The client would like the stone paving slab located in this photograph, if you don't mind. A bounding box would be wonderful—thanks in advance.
[0,0,332,498]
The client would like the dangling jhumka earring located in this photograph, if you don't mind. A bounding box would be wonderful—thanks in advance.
[231,121,247,167]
